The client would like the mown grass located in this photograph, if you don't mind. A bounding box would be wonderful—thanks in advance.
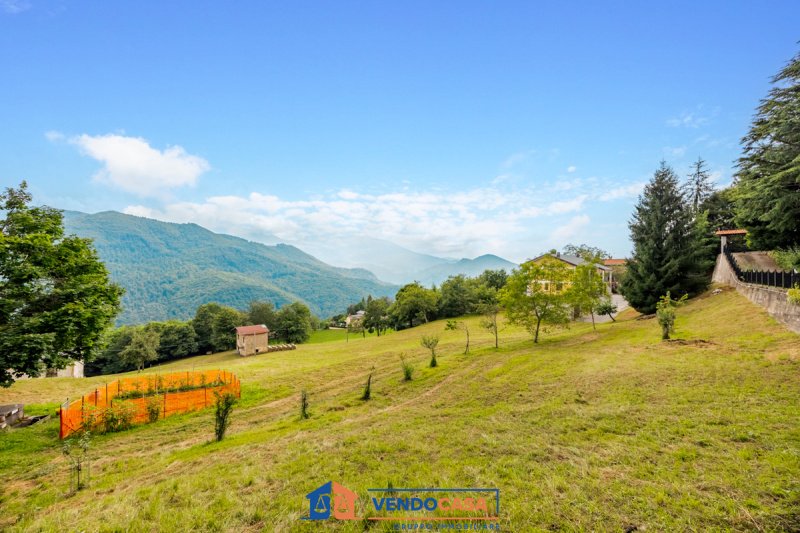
[1,286,798,531]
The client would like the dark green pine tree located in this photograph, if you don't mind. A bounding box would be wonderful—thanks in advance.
[734,50,800,250]
[621,162,712,314]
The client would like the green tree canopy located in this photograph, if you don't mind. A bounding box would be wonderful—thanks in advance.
[363,295,391,336]
[274,301,313,343]
[476,269,508,291]
[568,263,608,330]
[500,258,572,343]
[562,244,611,263]
[621,162,712,314]
[701,187,737,231]
[120,328,160,372]
[734,51,800,249]
[210,306,246,352]
[192,302,224,354]
[438,275,479,318]
[147,320,198,361]
[389,282,439,329]
[0,182,123,386]
[248,300,277,331]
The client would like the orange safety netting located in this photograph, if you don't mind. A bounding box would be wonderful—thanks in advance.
[59,369,240,439]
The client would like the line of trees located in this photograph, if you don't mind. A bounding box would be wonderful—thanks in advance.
[338,255,622,347]
[335,269,510,335]
[86,299,318,376]
[691,50,800,271]
[620,161,716,314]
[620,49,800,312]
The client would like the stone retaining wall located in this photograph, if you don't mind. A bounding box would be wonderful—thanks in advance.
[713,254,800,334]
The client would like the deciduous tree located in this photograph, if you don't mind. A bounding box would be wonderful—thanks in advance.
[0,182,123,386]
[274,301,313,343]
[500,259,572,343]
[363,295,391,336]
[568,264,608,330]
[119,328,160,372]
[390,282,439,329]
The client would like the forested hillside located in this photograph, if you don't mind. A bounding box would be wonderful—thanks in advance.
[63,211,396,324]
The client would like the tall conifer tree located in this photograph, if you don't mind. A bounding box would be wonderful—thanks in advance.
[735,51,800,249]
[621,162,711,314]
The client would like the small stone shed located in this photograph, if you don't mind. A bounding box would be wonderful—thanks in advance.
[235,325,269,357]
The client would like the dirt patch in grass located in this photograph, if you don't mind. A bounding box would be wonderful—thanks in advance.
[663,339,717,347]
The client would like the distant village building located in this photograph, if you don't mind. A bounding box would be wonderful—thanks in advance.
[603,258,627,293]
[527,253,614,291]
[12,361,85,380]
[45,362,85,378]
[235,325,269,357]
[345,310,365,326]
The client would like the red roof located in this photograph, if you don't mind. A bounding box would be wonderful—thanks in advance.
[235,325,269,335]
[715,229,748,236]
[603,259,627,266]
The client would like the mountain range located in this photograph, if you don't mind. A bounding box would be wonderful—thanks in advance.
[62,210,518,325]
[302,237,517,286]
[63,211,395,324]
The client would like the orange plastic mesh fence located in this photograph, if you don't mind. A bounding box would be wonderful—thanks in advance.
[59,370,240,439]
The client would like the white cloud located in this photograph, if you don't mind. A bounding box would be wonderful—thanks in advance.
[666,106,720,129]
[52,132,210,197]
[666,111,708,129]
[567,165,577,173]
[44,130,64,142]
[599,182,646,201]
[123,184,596,260]
[663,145,687,158]
[501,149,535,169]
[551,215,590,241]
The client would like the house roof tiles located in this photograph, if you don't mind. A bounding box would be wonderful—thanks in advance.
[235,325,269,335]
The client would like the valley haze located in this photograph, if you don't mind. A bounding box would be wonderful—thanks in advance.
[62,209,517,324]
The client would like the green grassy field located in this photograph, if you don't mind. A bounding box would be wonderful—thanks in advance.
[1,286,799,531]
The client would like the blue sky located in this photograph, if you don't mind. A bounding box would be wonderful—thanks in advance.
[1,1,798,264]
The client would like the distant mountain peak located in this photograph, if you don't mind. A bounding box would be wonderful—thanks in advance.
[62,210,396,325]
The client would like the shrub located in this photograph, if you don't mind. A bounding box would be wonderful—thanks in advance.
[420,335,439,368]
[213,392,238,442]
[104,401,136,433]
[62,430,91,493]
[146,396,161,423]
[788,284,800,306]
[655,292,688,340]
[299,389,310,420]
[596,299,618,322]
[361,371,373,401]
[771,247,800,271]
[400,356,414,381]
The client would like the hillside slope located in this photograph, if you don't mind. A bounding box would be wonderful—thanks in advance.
[62,211,397,323]
[1,288,798,530]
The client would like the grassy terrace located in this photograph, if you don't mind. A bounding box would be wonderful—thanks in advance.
[1,286,799,531]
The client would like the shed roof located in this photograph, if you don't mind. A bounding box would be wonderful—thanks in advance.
[235,325,269,335]
[603,258,627,266]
